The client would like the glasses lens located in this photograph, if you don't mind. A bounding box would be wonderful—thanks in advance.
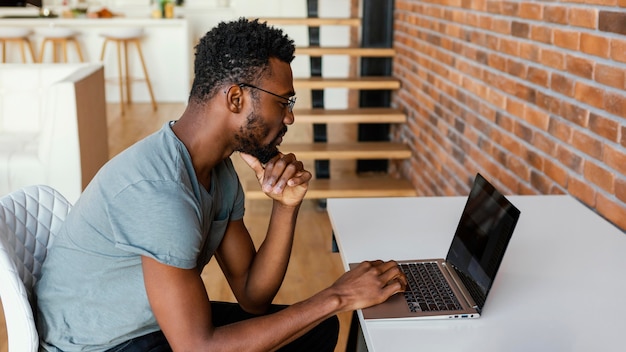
[288,97,296,112]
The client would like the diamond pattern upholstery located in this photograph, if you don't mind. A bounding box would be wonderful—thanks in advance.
[0,185,71,352]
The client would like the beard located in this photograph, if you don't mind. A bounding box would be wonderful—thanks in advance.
[235,111,287,164]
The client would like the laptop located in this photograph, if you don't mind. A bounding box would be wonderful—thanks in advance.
[350,173,521,321]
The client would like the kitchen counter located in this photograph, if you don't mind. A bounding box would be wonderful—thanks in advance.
[0,16,192,103]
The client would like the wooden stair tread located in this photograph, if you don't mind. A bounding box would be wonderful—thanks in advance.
[281,142,411,160]
[296,46,395,57]
[258,17,362,27]
[244,175,417,199]
[294,76,400,90]
[293,107,406,124]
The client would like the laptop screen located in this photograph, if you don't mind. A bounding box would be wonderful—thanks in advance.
[445,173,520,310]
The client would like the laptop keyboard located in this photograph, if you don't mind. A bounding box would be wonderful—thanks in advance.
[400,262,462,312]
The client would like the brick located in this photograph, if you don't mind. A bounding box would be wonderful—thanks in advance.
[527,66,549,87]
[536,90,561,113]
[569,7,598,29]
[507,155,530,180]
[488,53,507,71]
[507,59,527,78]
[511,21,530,38]
[506,98,525,118]
[530,25,553,44]
[566,55,594,79]
[527,149,545,170]
[500,38,520,56]
[544,158,568,187]
[574,82,604,110]
[514,120,533,142]
[549,117,573,142]
[604,91,626,118]
[519,2,543,20]
[530,170,552,193]
[525,106,550,130]
[589,113,620,141]
[544,5,568,24]
[554,29,580,50]
[492,18,511,35]
[568,176,596,207]
[502,2,519,16]
[557,145,584,172]
[533,131,556,155]
[560,100,589,127]
[595,63,625,89]
[541,49,565,70]
[599,11,626,35]
[572,130,603,160]
[584,161,615,193]
[610,38,626,63]
[551,73,575,97]
[616,178,626,203]
[596,193,626,231]
[580,33,610,58]
[520,42,540,62]
[604,144,626,174]
[621,125,626,147]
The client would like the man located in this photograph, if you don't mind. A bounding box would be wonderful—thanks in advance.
[36,18,406,351]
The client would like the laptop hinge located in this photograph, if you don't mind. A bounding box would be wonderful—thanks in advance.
[441,262,479,310]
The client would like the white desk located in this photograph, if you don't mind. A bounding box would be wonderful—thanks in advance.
[327,195,626,352]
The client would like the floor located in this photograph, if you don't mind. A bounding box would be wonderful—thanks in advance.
[0,102,352,352]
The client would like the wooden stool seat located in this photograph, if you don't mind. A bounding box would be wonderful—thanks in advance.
[99,28,157,115]
[0,27,36,63]
[37,27,85,63]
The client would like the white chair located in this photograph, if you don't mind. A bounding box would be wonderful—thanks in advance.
[0,185,72,352]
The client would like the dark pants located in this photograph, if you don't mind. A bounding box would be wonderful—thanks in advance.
[106,302,339,352]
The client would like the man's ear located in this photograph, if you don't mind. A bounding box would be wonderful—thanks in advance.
[224,84,244,113]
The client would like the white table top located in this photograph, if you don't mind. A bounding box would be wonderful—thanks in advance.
[327,195,626,352]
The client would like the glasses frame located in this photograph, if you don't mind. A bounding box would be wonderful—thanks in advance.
[238,83,296,112]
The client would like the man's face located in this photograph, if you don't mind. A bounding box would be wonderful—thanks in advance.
[235,110,288,164]
[234,58,295,164]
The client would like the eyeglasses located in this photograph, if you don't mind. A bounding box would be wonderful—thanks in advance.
[238,83,296,112]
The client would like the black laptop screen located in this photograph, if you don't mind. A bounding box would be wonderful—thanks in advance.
[446,174,520,310]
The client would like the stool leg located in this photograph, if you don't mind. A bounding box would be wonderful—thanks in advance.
[116,39,125,115]
[99,38,108,61]
[19,40,27,63]
[38,38,47,63]
[62,39,68,63]
[25,38,36,63]
[133,39,158,112]
[123,40,132,105]
[72,38,84,62]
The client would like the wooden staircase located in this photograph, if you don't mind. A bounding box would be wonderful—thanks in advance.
[243,16,415,200]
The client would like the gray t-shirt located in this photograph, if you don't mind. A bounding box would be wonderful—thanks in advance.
[35,122,245,351]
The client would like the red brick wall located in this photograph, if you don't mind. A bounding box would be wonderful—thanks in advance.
[392,0,626,231]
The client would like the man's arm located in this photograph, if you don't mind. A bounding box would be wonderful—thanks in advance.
[142,256,405,352]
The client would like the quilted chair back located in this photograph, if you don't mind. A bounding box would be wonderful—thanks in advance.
[0,185,72,352]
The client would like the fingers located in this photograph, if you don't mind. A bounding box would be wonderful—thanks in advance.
[260,153,311,194]
[361,260,407,292]
[239,152,265,181]
[240,152,312,204]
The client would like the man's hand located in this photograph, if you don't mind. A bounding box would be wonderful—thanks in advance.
[240,152,312,206]
[329,260,407,311]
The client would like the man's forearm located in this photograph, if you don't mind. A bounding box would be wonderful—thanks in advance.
[243,201,301,311]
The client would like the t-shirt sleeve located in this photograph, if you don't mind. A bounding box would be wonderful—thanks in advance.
[107,181,202,269]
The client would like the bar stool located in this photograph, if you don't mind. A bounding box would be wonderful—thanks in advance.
[37,27,85,63]
[99,27,157,115]
[0,27,36,63]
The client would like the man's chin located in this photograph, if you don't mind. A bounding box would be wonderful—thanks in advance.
[255,148,280,164]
